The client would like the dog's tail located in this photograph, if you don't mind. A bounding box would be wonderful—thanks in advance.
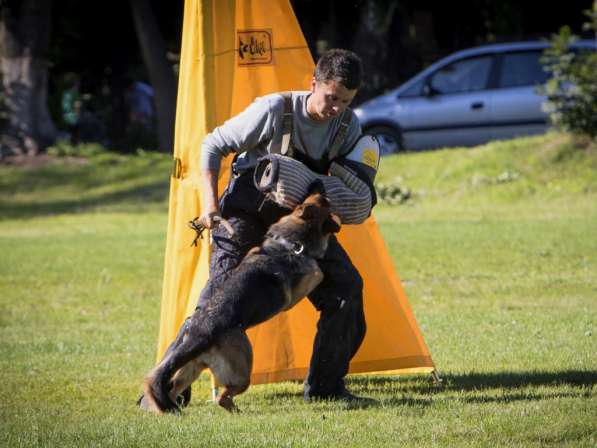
[143,319,221,414]
[143,362,179,414]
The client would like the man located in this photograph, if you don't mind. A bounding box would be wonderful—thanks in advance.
[61,74,82,144]
[125,79,155,128]
[196,49,376,401]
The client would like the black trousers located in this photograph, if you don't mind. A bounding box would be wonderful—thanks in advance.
[183,171,366,398]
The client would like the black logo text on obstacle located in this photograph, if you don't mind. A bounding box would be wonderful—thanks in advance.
[237,30,273,66]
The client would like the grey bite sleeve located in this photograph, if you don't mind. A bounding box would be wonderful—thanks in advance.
[200,96,279,172]
[254,154,372,225]
[325,161,372,224]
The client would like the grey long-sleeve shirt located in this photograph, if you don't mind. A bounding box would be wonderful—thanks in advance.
[200,91,361,174]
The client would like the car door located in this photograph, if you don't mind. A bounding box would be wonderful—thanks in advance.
[488,50,550,141]
[401,54,495,149]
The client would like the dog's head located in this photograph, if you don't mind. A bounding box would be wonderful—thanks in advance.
[266,186,341,258]
[294,191,341,235]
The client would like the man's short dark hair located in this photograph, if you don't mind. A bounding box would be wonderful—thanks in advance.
[314,49,363,90]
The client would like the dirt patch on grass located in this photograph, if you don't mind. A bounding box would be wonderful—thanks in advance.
[537,133,597,166]
[537,133,570,158]
[571,134,597,153]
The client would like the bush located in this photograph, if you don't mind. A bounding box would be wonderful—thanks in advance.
[375,179,412,205]
[540,3,597,139]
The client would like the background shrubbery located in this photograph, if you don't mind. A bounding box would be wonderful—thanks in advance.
[541,2,597,139]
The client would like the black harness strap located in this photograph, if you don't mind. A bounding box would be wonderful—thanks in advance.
[278,91,353,164]
[327,112,353,161]
[280,92,294,157]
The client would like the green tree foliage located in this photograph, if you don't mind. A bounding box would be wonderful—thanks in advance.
[541,2,597,139]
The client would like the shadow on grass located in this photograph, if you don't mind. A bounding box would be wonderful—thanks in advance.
[238,370,595,411]
[461,391,585,404]
[0,156,171,220]
[0,180,170,220]
[349,370,597,394]
[354,370,594,409]
[264,391,389,410]
[446,370,596,391]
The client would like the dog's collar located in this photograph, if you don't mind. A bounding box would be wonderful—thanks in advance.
[267,234,305,255]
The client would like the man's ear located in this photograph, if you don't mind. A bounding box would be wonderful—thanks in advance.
[323,213,341,234]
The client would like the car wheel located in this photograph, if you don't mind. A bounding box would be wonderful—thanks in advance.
[365,125,403,156]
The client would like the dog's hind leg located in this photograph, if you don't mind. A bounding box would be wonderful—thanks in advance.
[217,384,250,412]
[144,323,219,414]
[204,329,253,413]
[143,355,179,415]
[140,353,197,414]
[169,359,206,406]
[138,317,193,410]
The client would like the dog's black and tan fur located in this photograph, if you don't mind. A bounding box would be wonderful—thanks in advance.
[142,186,341,414]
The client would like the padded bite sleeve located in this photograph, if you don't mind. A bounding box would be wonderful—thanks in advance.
[254,154,372,224]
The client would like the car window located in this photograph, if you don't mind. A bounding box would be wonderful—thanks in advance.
[498,51,549,88]
[400,78,425,97]
[430,56,492,94]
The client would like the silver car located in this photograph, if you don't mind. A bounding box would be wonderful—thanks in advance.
[354,40,596,155]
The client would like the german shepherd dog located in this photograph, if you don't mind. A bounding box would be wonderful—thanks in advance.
[142,185,341,414]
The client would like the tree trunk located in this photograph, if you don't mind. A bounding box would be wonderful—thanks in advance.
[0,0,56,156]
[129,0,177,153]
[351,0,402,102]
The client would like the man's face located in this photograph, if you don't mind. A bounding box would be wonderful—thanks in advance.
[307,79,357,121]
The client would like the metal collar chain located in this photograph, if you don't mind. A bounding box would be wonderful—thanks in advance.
[268,234,305,255]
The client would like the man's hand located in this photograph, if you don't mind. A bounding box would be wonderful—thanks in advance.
[200,206,221,230]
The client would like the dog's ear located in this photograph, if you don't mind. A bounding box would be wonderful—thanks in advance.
[322,213,341,234]
[296,203,318,220]
[306,180,326,196]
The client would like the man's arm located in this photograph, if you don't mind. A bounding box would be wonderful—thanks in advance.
[200,168,220,229]
[200,95,280,173]
[198,95,281,228]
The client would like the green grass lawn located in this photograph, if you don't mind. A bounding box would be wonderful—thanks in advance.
[0,134,595,447]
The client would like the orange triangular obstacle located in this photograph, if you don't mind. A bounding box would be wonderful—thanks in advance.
[157,0,436,387]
